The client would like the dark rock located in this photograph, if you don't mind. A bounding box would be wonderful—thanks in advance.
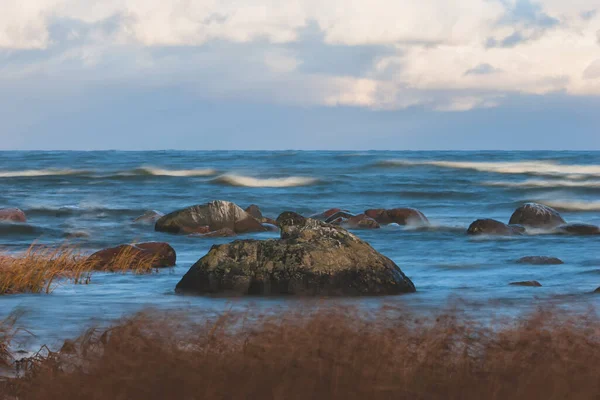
[0,208,27,223]
[509,203,565,229]
[88,242,176,270]
[155,200,266,235]
[467,219,524,235]
[594,287,600,293]
[245,204,263,220]
[176,212,416,296]
[133,210,164,224]
[364,208,429,226]
[342,214,380,230]
[516,256,564,265]
[509,281,542,287]
[557,223,600,235]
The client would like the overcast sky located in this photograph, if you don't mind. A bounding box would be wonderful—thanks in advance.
[1,0,599,150]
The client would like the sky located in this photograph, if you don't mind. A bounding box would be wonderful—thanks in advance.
[0,0,599,150]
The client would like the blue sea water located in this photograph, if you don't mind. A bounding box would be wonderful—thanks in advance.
[1,151,599,349]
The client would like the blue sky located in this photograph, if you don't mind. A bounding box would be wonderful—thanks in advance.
[1,0,599,150]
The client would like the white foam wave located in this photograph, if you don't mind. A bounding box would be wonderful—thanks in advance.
[133,167,217,177]
[540,200,600,211]
[484,179,600,188]
[213,174,318,188]
[0,169,87,178]
[381,160,600,177]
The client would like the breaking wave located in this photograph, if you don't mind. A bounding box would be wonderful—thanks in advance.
[540,200,600,212]
[378,160,600,177]
[124,167,217,177]
[212,174,319,188]
[0,169,90,178]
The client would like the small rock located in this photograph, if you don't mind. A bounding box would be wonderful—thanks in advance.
[516,256,564,265]
[309,208,347,221]
[594,287,600,293]
[509,281,542,287]
[325,211,355,223]
[557,224,600,235]
[364,208,429,226]
[245,205,263,220]
[0,208,27,223]
[343,214,380,229]
[88,242,176,270]
[467,219,524,235]
[509,203,565,229]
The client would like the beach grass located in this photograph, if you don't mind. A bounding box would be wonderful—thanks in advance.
[1,305,598,399]
[0,244,162,295]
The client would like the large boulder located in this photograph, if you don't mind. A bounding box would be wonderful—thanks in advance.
[156,200,267,234]
[133,210,164,224]
[88,242,176,271]
[557,223,600,235]
[175,212,415,296]
[0,208,27,223]
[467,219,524,235]
[364,208,429,226]
[508,203,565,229]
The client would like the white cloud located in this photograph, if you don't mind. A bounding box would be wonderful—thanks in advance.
[0,0,599,111]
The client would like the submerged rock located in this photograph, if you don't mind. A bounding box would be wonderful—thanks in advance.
[516,256,564,265]
[156,200,266,235]
[467,219,525,235]
[509,203,565,229]
[594,287,600,294]
[176,212,416,296]
[133,210,164,224]
[557,223,600,235]
[509,281,542,287]
[0,208,27,223]
[88,242,176,270]
[364,208,429,226]
[342,214,380,230]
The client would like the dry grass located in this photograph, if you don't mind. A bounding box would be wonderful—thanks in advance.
[0,244,163,295]
[1,305,599,400]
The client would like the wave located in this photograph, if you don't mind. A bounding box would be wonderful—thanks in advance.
[212,174,319,188]
[0,169,90,178]
[539,200,600,212]
[484,179,600,188]
[0,166,218,179]
[378,160,600,177]
[124,167,217,177]
[25,205,145,217]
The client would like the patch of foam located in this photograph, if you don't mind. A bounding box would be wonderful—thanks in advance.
[213,174,318,188]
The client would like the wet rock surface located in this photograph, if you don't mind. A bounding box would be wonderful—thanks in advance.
[467,219,525,235]
[516,256,564,265]
[509,203,565,229]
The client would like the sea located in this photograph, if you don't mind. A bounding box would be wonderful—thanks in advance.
[1,150,599,350]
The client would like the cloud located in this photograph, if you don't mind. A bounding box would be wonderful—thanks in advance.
[581,9,597,20]
[0,0,599,114]
[464,63,501,75]
[583,59,600,79]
